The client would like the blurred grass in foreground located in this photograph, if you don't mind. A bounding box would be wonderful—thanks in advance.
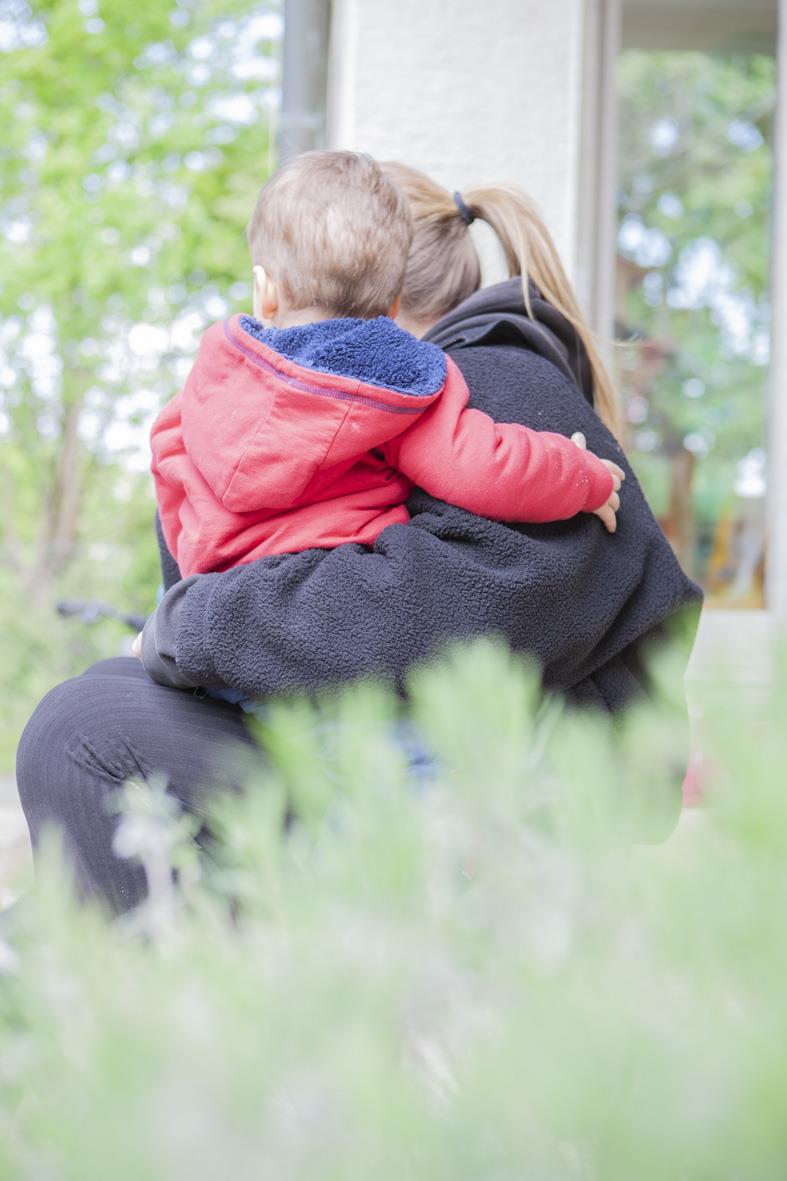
[1,640,786,1179]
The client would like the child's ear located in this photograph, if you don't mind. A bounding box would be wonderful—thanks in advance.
[387,296,401,320]
[252,265,278,324]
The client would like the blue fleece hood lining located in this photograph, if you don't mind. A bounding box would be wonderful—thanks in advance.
[238,315,446,398]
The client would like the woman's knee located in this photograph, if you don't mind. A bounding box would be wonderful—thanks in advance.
[16,667,253,829]
[16,670,141,823]
[17,675,77,779]
[15,671,151,909]
[16,677,92,823]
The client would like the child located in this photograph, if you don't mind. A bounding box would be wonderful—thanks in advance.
[151,151,623,580]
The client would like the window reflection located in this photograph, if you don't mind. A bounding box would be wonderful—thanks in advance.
[615,51,775,607]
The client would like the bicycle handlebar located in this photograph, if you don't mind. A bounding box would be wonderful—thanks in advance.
[56,600,147,633]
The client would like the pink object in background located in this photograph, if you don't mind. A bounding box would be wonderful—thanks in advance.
[682,749,712,808]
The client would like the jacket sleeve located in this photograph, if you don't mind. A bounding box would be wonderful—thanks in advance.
[383,359,614,521]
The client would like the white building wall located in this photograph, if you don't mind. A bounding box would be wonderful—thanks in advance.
[328,0,591,286]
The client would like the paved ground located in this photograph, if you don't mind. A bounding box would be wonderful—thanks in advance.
[0,775,32,908]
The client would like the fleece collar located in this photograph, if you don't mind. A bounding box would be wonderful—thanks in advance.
[424,278,595,408]
[238,315,446,398]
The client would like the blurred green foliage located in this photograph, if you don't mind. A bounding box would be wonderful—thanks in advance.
[0,0,279,766]
[616,51,774,589]
[1,641,785,1178]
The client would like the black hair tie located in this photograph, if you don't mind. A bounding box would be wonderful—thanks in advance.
[453,191,475,226]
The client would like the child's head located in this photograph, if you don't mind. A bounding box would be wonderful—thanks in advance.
[247,150,413,325]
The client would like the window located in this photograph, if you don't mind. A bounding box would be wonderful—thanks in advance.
[615,6,777,607]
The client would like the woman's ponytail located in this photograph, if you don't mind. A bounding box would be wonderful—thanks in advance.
[463,184,621,436]
[382,162,621,437]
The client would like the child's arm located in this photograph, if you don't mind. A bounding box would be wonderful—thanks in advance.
[383,357,623,528]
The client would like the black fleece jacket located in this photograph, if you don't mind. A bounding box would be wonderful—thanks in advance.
[142,279,702,714]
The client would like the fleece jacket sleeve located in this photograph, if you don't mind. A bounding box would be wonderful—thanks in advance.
[383,358,614,521]
[146,347,700,726]
[141,575,199,689]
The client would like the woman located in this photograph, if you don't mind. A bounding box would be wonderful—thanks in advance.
[16,165,702,915]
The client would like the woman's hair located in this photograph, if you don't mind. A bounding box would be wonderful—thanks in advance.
[381,161,620,436]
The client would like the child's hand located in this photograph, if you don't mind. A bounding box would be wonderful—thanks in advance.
[593,484,621,533]
[571,432,625,534]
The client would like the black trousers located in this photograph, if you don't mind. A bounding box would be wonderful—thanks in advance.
[15,658,259,915]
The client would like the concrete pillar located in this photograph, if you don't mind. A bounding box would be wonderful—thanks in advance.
[327,0,600,300]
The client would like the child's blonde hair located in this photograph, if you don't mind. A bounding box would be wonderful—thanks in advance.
[381,162,621,436]
[246,150,413,320]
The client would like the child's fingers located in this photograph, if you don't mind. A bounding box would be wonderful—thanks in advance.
[592,492,619,533]
[595,503,617,533]
[573,434,626,498]
[601,458,626,484]
[573,434,626,487]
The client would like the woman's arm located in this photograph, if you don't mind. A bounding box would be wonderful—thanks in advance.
[141,347,701,709]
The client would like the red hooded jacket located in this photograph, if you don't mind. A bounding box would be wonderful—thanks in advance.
[151,314,614,576]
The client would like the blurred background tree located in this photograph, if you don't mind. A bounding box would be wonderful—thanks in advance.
[0,0,280,765]
[616,51,775,602]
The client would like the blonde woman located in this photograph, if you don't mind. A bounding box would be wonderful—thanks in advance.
[18,164,701,915]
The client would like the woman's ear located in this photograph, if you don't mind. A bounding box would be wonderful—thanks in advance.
[252,265,279,325]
